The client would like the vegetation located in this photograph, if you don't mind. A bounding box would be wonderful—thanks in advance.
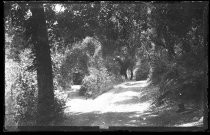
[148,2,208,108]
[4,1,208,129]
[135,59,150,81]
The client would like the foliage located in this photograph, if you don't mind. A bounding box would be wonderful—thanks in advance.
[5,49,38,127]
[14,72,38,126]
[59,36,103,89]
[5,48,66,127]
[149,56,169,85]
[5,1,208,127]
[57,2,149,61]
[135,59,150,81]
[79,67,115,98]
[149,2,208,105]
[77,37,119,98]
[51,94,66,125]
[104,55,121,77]
[59,43,89,89]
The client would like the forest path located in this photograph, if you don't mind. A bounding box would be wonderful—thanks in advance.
[58,80,203,128]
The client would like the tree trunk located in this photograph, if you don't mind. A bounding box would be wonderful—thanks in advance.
[124,71,128,79]
[31,4,54,126]
[130,69,133,80]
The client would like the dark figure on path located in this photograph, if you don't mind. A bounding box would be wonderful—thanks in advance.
[114,56,135,80]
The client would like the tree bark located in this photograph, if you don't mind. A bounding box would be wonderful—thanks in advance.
[31,4,54,126]
[130,69,133,80]
[124,70,128,79]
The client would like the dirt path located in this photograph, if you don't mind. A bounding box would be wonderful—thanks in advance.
[58,80,203,128]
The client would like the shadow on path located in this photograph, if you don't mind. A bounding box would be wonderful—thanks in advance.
[58,80,203,128]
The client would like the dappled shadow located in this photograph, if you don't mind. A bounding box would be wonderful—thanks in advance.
[67,91,78,98]
[114,96,139,105]
[60,105,203,127]
[59,80,203,127]
[124,81,147,86]
[66,91,87,100]
[60,111,147,127]
[139,94,152,103]
[113,80,149,89]
[141,109,203,127]
[112,87,141,94]
[137,103,204,127]
[61,80,154,127]
[95,112,142,127]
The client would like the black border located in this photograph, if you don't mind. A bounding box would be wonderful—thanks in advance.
[2,0,210,133]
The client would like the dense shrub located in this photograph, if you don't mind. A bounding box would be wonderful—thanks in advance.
[59,44,89,89]
[50,95,66,125]
[149,57,169,85]
[5,49,66,128]
[5,49,38,127]
[14,72,38,126]
[66,37,118,98]
[104,56,121,75]
[5,58,20,125]
[151,50,207,106]
[12,72,66,127]
[59,36,102,89]
[79,67,115,98]
[135,60,150,81]
[159,55,206,103]
[51,45,68,90]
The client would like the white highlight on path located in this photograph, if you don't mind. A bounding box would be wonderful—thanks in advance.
[174,117,203,127]
[71,85,81,91]
[113,80,149,89]
[65,80,151,114]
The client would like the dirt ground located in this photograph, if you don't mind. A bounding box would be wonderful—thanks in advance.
[57,80,204,128]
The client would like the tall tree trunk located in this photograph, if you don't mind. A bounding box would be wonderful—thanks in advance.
[31,4,54,126]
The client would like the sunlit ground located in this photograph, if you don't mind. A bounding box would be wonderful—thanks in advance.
[65,80,151,114]
[59,80,203,127]
[61,80,157,127]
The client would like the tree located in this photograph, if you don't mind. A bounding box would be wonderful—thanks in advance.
[149,1,208,108]
[30,4,55,126]
[5,2,55,126]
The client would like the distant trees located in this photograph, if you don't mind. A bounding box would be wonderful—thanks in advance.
[56,2,151,81]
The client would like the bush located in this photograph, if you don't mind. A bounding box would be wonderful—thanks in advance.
[79,67,115,98]
[12,73,66,127]
[150,57,169,85]
[135,60,150,81]
[152,51,207,106]
[104,56,121,76]
[59,37,102,90]
[50,96,66,125]
[5,48,66,128]
[4,49,38,127]
[59,46,88,90]
[5,58,20,129]
[14,72,38,127]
